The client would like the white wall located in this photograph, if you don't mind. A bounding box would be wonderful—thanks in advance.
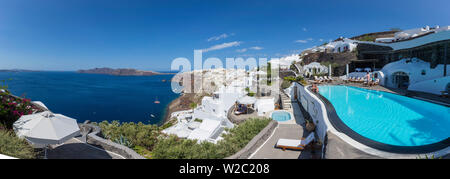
[408,76,450,95]
[255,98,275,116]
[293,83,328,143]
[380,58,450,94]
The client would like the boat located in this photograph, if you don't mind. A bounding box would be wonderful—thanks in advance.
[150,114,155,118]
[154,96,160,104]
[162,79,166,82]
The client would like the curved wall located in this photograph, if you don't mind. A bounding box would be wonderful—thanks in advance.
[292,83,328,142]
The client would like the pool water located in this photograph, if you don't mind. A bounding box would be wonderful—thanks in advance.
[318,85,450,146]
[271,111,291,122]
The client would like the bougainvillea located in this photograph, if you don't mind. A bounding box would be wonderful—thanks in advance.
[0,91,39,129]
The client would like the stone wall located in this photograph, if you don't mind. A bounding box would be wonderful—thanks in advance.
[225,120,278,159]
[78,123,145,159]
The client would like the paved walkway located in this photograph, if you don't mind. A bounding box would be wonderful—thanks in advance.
[250,124,311,159]
[325,133,383,159]
[45,138,125,159]
[250,102,319,159]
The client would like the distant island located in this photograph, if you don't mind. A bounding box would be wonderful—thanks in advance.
[77,67,173,76]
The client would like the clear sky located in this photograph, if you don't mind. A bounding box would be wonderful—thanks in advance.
[0,0,449,71]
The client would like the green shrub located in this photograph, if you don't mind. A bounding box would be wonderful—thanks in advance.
[359,35,376,42]
[194,118,203,123]
[151,135,219,159]
[215,118,271,157]
[97,118,271,159]
[281,80,292,89]
[160,118,176,130]
[189,102,198,109]
[133,145,153,159]
[0,129,36,159]
[96,120,161,151]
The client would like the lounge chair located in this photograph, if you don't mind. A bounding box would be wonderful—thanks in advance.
[313,76,322,83]
[342,77,348,83]
[326,76,333,82]
[371,79,380,86]
[349,77,356,83]
[275,133,315,151]
[357,77,364,83]
[318,76,326,83]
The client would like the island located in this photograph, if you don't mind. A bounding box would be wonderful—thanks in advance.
[77,67,173,76]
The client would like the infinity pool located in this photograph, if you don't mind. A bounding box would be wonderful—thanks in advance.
[271,111,291,122]
[318,85,450,147]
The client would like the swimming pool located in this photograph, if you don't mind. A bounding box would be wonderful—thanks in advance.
[271,111,292,122]
[318,85,449,148]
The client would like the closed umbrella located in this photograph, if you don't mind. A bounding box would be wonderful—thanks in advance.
[13,111,80,159]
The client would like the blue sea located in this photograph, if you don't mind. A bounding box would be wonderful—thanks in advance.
[0,71,181,125]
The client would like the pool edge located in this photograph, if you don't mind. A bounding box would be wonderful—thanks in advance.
[311,85,450,154]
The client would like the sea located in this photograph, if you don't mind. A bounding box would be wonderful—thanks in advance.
[0,71,181,125]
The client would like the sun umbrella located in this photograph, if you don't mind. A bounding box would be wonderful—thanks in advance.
[13,111,81,158]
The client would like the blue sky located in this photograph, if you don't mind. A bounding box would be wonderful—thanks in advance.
[0,0,449,71]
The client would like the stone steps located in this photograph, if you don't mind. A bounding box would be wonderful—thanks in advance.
[280,91,292,110]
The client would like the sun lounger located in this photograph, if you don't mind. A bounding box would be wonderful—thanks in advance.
[318,76,325,83]
[313,76,322,83]
[357,77,364,83]
[349,77,356,82]
[275,133,315,151]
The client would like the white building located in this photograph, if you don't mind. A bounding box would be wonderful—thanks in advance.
[269,54,302,70]
[307,38,358,53]
[303,62,328,76]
